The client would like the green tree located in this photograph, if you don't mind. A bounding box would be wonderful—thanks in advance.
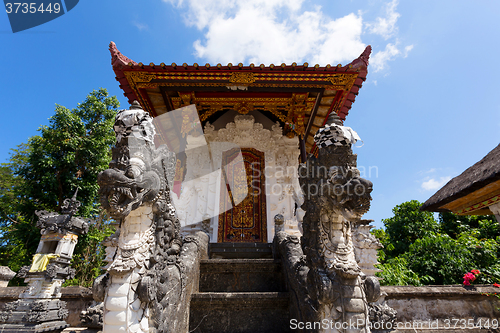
[382,200,439,258]
[439,212,499,239]
[376,256,427,286]
[375,200,500,286]
[0,146,32,274]
[0,88,119,286]
[65,212,115,287]
[370,227,388,263]
[404,231,499,285]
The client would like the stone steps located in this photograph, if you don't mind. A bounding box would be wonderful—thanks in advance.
[199,259,285,292]
[189,292,290,333]
[189,243,291,332]
[209,242,273,259]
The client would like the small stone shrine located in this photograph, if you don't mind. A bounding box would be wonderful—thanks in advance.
[0,192,89,333]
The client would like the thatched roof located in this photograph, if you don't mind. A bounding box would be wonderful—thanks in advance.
[421,143,500,212]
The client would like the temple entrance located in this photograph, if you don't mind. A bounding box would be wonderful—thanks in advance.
[218,147,267,243]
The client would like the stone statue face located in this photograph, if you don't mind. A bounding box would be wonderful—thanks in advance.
[98,108,163,220]
[325,167,373,222]
[340,176,373,221]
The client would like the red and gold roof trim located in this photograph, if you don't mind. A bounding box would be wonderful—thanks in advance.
[109,42,371,154]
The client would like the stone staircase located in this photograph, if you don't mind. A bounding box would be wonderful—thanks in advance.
[188,243,291,333]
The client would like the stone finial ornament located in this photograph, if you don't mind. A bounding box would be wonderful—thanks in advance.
[274,214,285,235]
[0,266,16,287]
[352,219,383,276]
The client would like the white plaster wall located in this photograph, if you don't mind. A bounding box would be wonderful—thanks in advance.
[176,114,304,242]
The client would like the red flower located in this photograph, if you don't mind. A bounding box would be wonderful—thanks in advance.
[471,269,481,275]
[463,272,476,285]
[493,283,500,288]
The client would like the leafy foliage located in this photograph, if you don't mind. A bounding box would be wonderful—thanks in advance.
[404,232,498,285]
[0,88,119,286]
[373,200,500,286]
[382,200,439,257]
[64,212,115,287]
[439,212,499,239]
[375,256,426,286]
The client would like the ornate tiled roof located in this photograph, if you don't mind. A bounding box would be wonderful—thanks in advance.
[109,42,371,155]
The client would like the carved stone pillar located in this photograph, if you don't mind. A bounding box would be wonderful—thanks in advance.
[0,193,89,333]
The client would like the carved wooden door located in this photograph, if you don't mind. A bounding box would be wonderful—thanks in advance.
[218,147,267,243]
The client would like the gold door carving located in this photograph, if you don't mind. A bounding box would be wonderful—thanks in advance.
[218,148,267,243]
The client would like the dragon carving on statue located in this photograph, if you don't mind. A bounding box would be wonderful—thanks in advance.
[94,101,182,333]
[276,112,381,333]
[300,112,380,332]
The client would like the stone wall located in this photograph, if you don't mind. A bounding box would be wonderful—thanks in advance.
[381,285,500,327]
[0,286,93,327]
[0,285,499,328]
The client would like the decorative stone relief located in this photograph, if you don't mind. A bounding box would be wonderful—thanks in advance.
[368,291,397,330]
[80,301,103,329]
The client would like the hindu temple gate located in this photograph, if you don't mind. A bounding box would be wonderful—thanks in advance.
[109,41,371,245]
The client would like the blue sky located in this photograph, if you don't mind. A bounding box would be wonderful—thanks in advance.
[1,0,500,229]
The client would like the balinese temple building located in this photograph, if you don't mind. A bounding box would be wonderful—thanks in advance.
[109,42,371,243]
[422,143,500,222]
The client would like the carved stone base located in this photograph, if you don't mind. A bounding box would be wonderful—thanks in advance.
[0,321,68,333]
[79,301,103,329]
[0,299,69,333]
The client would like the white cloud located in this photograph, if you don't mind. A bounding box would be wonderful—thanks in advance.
[164,0,365,64]
[403,45,414,57]
[164,0,412,72]
[365,0,400,40]
[418,168,440,176]
[421,176,451,191]
[370,40,413,72]
[364,0,413,72]
[133,22,149,31]
[370,42,400,72]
